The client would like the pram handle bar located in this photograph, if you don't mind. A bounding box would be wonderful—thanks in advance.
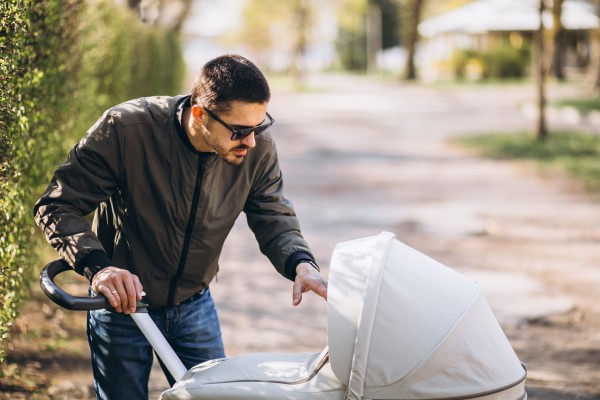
[40,259,187,382]
[40,259,114,311]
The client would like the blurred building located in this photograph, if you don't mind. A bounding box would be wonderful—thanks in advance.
[417,0,599,81]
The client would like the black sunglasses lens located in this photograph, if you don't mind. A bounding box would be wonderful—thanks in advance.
[232,122,271,140]
[253,125,270,136]
[232,129,253,141]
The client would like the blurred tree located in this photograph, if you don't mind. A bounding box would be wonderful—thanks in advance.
[231,0,317,86]
[402,0,424,80]
[367,0,403,72]
[336,0,369,70]
[534,0,548,140]
[588,0,600,93]
[366,4,382,72]
[124,0,193,31]
[336,0,402,71]
[551,0,565,80]
[233,0,280,65]
[375,0,402,49]
[289,0,315,85]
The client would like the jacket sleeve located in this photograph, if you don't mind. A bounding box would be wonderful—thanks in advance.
[33,111,123,276]
[244,139,316,281]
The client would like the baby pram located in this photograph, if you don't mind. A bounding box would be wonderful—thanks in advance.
[41,232,527,399]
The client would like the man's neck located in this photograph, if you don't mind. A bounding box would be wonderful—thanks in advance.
[182,106,212,153]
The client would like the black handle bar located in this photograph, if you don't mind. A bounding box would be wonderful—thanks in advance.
[40,259,111,311]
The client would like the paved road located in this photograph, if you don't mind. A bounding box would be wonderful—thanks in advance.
[151,75,600,399]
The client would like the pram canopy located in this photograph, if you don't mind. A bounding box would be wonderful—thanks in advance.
[161,232,526,400]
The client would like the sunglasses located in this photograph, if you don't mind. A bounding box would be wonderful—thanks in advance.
[203,107,275,141]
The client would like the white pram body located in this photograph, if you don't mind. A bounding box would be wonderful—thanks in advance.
[160,232,527,400]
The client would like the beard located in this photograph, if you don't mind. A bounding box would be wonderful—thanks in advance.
[217,144,249,166]
[200,124,249,166]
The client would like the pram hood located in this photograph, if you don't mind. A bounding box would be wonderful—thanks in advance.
[328,232,526,399]
[161,232,526,400]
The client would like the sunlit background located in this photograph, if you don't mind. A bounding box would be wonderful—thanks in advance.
[3,1,600,399]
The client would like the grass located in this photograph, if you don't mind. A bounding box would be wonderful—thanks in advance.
[553,97,600,113]
[453,131,600,193]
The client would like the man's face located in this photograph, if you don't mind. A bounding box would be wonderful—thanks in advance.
[198,101,269,166]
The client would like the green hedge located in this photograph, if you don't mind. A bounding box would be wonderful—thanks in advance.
[0,0,185,364]
[0,0,72,365]
[452,43,530,80]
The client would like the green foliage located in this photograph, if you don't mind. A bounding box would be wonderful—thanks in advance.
[451,43,530,80]
[0,0,75,367]
[455,132,600,192]
[0,0,185,364]
[451,49,480,80]
[75,1,186,137]
[336,27,368,71]
[335,0,372,71]
[482,44,530,79]
[554,97,600,112]
[232,0,319,78]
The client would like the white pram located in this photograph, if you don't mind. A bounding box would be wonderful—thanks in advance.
[41,232,527,399]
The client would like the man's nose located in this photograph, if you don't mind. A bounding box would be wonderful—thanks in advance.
[241,132,256,148]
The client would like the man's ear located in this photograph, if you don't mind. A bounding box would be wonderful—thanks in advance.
[191,105,204,122]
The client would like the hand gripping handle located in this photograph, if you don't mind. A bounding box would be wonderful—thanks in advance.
[40,259,147,311]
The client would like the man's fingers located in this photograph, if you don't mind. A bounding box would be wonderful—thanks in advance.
[108,273,131,313]
[305,279,328,300]
[292,281,303,306]
[292,276,329,306]
[132,275,144,300]
[123,277,138,313]
[312,279,328,300]
[92,267,143,314]
[97,283,121,311]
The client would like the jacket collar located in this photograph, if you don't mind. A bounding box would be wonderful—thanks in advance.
[174,95,215,157]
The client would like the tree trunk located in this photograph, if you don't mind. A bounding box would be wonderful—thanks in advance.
[534,0,548,141]
[587,28,600,94]
[551,0,565,80]
[403,0,424,81]
[366,4,382,74]
[585,0,600,93]
[290,0,311,88]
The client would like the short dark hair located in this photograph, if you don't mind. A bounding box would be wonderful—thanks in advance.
[190,54,271,114]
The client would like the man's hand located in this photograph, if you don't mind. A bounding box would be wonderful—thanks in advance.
[91,266,144,314]
[292,262,328,306]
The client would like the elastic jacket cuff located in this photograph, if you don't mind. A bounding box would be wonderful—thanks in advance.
[284,251,319,281]
[77,250,112,282]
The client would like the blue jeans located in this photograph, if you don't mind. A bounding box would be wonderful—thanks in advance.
[87,289,225,400]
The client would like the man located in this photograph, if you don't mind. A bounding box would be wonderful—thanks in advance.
[34,54,327,400]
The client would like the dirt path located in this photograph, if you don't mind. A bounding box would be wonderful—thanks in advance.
[3,75,600,399]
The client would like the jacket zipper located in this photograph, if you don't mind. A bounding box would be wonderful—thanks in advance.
[167,154,206,306]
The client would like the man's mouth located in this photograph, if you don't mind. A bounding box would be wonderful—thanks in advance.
[232,146,249,157]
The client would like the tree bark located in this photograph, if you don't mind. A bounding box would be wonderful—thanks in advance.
[534,0,548,141]
[403,0,424,81]
[290,0,311,87]
[551,0,565,80]
[366,4,382,74]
